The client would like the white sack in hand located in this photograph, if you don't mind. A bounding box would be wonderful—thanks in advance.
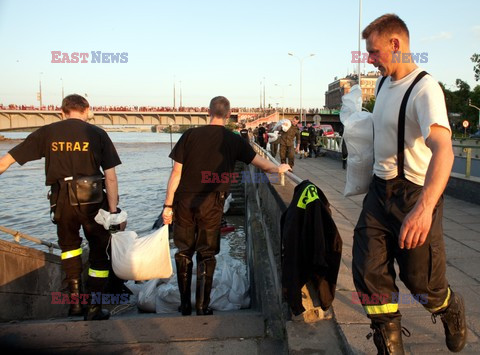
[94,208,128,230]
[111,225,173,281]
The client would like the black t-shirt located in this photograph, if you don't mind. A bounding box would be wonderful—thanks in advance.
[9,119,121,185]
[169,125,256,193]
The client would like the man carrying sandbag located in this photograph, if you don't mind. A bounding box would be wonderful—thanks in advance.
[0,94,121,321]
[352,14,466,353]
[162,96,290,316]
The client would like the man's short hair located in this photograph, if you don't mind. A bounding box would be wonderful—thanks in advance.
[61,94,89,115]
[209,96,230,118]
[293,116,299,122]
[362,14,409,40]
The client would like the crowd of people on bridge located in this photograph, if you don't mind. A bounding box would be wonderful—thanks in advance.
[0,103,336,117]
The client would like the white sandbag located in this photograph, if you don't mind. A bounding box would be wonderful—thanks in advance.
[155,282,181,313]
[136,238,251,313]
[137,279,160,312]
[228,265,247,306]
[343,111,374,196]
[272,118,292,132]
[267,131,279,143]
[340,85,374,196]
[111,225,173,281]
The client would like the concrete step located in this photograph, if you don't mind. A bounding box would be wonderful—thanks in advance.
[0,310,266,352]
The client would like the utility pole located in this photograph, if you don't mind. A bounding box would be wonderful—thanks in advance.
[179,80,182,108]
[468,98,480,130]
[173,79,176,110]
[263,77,266,117]
[38,72,43,109]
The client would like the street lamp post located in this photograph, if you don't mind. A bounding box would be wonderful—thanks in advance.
[179,80,182,108]
[38,72,43,109]
[263,77,266,117]
[288,53,315,126]
[173,76,176,110]
[60,78,64,100]
[275,83,292,120]
[468,99,480,130]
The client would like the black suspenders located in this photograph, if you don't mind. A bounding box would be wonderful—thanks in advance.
[376,71,429,178]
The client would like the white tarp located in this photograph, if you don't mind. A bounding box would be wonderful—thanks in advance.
[128,237,250,313]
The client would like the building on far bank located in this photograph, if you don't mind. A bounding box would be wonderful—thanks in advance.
[324,71,381,109]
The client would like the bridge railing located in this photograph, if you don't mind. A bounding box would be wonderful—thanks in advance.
[251,142,303,186]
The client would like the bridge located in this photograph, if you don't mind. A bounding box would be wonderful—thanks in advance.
[0,110,341,131]
[0,110,213,131]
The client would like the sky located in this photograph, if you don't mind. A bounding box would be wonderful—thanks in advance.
[0,0,479,109]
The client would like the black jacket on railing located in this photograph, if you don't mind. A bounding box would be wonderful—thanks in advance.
[280,180,343,315]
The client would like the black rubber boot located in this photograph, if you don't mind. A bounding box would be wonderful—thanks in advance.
[67,278,84,316]
[368,318,408,355]
[432,291,467,352]
[196,257,216,316]
[84,278,110,321]
[176,255,193,316]
[84,303,110,321]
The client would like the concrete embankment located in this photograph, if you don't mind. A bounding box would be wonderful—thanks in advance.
[244,161,349,354]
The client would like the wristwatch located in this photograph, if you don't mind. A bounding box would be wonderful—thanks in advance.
[163,204,173,208]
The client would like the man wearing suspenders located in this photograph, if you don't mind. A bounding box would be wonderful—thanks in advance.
[352,14,466,353]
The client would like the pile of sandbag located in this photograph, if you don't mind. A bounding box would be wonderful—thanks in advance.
[126,238,250,313]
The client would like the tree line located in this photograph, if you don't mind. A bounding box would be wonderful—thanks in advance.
[363,53,480,133]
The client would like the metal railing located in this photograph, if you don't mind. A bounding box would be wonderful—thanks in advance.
[0,225,60,254]
[316,136,342,152]
[251,142,303,186]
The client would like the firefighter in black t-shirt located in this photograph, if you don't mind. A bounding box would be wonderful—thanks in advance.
[162,96,291,316]
[0,94,122,321]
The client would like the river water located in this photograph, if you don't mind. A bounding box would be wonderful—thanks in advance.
[0,132,183,250]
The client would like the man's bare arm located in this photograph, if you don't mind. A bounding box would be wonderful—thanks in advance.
[162,161,183,225]
[399,125,454,249]
[104,167,119,213]
[250,154,291,174]
[0,153,16,175]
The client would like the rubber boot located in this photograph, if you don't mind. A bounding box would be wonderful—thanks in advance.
[368,318,407,355]
[196,257,216,316]
[175,255,193,316]
[84,293,110,321]
[67,278,84,316]
[84,278,110,321]
[432,291,467,352]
